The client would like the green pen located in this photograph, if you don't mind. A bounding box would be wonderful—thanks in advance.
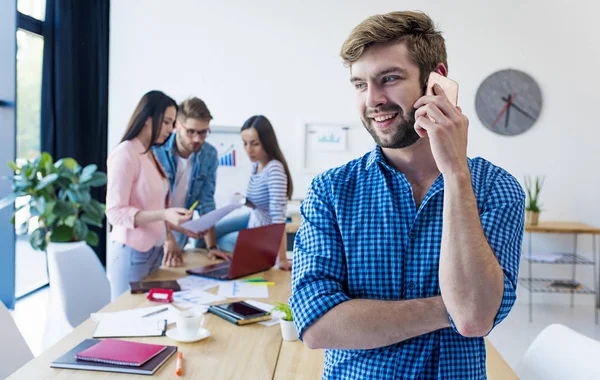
[189,200,199,211]
[243,277,265,282]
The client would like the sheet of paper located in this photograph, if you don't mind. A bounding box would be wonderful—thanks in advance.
[91,305,178,325]
[93,318,166,338]
[173,288,226,306]
[176,275,220,291]
[245,300,280,326]
[217,281,269,299]
[181,202,242,233]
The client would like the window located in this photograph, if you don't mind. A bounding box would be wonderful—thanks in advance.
[15,0,46,298]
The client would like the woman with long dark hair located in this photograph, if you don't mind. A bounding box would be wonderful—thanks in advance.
[105,90,193,299]
[214,115,294,270]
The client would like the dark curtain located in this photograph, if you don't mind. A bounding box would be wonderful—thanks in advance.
[41,0,110,265]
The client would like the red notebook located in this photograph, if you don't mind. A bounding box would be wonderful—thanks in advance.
[75,339,167,367]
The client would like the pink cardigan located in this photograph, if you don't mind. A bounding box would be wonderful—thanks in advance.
[106,138,169,251]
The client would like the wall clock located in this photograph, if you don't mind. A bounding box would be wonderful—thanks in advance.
[475,69,542,136]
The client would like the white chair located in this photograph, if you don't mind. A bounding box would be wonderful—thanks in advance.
[0,302,33,379]
[47,242,110,328]
[516,323,600,380]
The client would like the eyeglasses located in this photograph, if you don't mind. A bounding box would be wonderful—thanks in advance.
[179,122,211,138]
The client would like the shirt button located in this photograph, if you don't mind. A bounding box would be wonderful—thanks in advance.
[408,282,415,290]
[409,232,416,239]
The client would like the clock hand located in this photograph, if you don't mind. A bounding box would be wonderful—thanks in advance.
[501,96,536,120]
[505,99,511,128]
[492,93,515,128]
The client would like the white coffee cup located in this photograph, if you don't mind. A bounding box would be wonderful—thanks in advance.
[176,309,205,339]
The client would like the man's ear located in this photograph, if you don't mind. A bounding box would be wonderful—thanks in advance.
[434,63,448,77]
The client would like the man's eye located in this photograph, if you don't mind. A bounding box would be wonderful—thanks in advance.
[383,76,398,83]
[354,83,366,90]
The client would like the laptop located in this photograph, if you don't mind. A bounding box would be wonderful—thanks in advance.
[186,223,285,280]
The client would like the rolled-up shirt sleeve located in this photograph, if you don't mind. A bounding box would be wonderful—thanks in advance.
[448,172,525,334]
[290,174,351,341]
[105,147,141,229]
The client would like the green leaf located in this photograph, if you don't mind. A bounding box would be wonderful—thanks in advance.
[64,215,76,227]
[8,161,19,172]
[80,164,97,182]
[66,189,80,203]
[50,225,73,242]
[53,200,75,219]
[0,193,19,210]
[30,227,47,251]
[35,196,46,215]
[82,172,107,187]
[54,157,78,172]
[34,173,59,191]
[82,200,105,220]
[73,219,88,241]
[81,214,104,228]
[40,152,54,175]
[85,230,100,247]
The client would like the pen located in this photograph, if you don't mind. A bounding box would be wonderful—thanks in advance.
[242,277,265,282]
[245,282,275,286]
[141,307,168,318]
[189,200,199,211]
[176,352,183,376]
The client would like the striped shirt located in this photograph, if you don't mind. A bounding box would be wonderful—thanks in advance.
[246,159,288,228]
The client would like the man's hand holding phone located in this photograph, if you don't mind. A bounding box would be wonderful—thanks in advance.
[413,72,469,177]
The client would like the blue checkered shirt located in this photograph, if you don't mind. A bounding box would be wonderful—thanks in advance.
[290,147,525,379]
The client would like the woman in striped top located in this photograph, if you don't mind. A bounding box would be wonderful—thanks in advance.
[215,115,294,270]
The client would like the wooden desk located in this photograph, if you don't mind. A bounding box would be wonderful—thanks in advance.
[525,221,600,234]
[10,250,517,379]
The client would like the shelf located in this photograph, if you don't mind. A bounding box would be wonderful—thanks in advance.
[518,278,595,295]
[522,253,594,265]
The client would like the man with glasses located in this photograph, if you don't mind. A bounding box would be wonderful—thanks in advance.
[154,97,231,267]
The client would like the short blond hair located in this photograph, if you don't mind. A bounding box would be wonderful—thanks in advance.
[178,97,213,122]
[340,11,447,87]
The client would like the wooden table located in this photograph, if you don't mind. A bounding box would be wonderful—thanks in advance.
[9,250,517,379]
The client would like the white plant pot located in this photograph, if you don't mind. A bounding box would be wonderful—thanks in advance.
[280,319,298,341]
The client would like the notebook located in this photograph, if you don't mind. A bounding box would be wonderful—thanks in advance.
[75,339,167,366]
[208,301,271,325]
[93,318,167,338]
[51,339,177,375]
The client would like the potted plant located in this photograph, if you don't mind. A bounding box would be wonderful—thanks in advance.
[0,152,107,250]
[272,302,297,341]
[524,175,544,226]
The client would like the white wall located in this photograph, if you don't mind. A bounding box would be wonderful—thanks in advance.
[109,0,600,304]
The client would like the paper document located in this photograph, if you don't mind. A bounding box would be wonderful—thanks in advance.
[181,201,243,233]
[218,281,269,298]
[172,289,226,306]
[176,275,220,291]
[245,300,280,326]
[91,305,178,325]
[93,318,167,338]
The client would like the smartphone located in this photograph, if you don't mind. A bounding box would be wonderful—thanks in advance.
[426,72,459,106]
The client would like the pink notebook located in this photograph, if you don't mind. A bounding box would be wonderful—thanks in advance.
[75,339,167,367]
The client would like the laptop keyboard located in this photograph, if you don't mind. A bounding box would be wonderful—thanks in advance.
[208,268,230,277]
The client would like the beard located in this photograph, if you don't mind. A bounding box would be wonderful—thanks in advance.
[361,103,420,149]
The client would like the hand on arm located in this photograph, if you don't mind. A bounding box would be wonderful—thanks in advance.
[162,230,183,267]
[414,85,522,336]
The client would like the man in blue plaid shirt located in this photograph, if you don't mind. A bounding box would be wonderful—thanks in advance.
[290,11,525,379]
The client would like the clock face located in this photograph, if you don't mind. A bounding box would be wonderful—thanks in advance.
[475,69,542,136]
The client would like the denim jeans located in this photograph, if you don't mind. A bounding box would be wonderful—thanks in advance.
[195,212,250,253]
[107,242,164,301]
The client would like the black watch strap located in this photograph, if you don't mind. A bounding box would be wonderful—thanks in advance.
[208,245,218,250]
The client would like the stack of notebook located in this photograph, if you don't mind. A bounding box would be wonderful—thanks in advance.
[51,339,177,375]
